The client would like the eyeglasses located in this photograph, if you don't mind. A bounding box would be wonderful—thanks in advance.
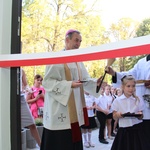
[121,75,134,82]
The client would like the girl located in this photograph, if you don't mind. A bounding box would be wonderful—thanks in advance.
[104,85,114,139]
[110,86,117,100]
[111,75,145,150]
[112,88,122,134]
[26,74,45,119]
[110,86,117,137]
[81,91,97,148]
[115,88,122,97]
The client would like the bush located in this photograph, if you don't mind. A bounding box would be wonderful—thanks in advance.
[35,118,43,126]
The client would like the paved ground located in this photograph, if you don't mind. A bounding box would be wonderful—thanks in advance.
[83,128,114,150]
[27,128,114,150]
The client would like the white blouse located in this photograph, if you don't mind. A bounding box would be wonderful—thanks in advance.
[84,94,96,117]
[111,94,145,127]
[96,95,108,111]
[104,93,113,114]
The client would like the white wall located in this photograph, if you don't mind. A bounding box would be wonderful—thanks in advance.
[0,0,12,149]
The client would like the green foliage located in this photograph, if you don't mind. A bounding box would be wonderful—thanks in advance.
[22,65,45,86]
[84,60,104,78]
[126,18,150,70]
[136,18,150,36]
[22,0,109,52]
[83,60,112,85]
[21,0,147,85]
[108,18,142,73]
[21,0,110,83]
[111,55,146,73]
[125,55,146,70]
[35,118,43,126]
[109,18,139,41]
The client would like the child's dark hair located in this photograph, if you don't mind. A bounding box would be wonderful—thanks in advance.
[34,74,43,80]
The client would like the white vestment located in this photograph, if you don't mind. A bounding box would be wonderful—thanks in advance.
[114,57,150,119]
[42,62,99,130]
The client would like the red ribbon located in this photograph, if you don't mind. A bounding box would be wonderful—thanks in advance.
[0,44,150,67]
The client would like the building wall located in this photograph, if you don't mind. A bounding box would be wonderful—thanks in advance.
[0,0,12,149]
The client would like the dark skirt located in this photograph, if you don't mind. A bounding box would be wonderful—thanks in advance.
[106,113,113,119]
[140,120,150,149]
[81,116,97,129]
[40,128,83,150]
[111,123,148,150]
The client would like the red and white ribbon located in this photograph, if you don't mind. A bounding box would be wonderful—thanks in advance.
[0,35,150,67]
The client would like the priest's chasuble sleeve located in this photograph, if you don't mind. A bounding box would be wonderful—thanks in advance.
[42,62,100,130]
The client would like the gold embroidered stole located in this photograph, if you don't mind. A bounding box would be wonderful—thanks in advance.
[75,63,86,109]
[64,63,89,142]
[64,63,88,125]
[64,64,78,123]
[75,62,89,126]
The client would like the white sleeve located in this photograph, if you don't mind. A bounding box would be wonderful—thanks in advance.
[43,65,72,106]
[138,96,145,111]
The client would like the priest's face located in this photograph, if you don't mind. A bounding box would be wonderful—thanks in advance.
[65,32,82,50]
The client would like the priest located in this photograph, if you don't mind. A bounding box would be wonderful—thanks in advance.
[40,29,104,150]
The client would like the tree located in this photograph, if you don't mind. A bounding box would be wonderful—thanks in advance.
[136,18,150,37]
[125,18,150,70]
[109,18,139,41]
[22,0,108,53]
[21,0,109,83]
[108,18,139,72]
[84,59,112,85]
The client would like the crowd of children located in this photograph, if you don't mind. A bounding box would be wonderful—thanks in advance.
[81,83,123,148]
[81,74,150,150]
[23,67,150,150]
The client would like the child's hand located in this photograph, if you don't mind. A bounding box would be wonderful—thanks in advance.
[104,109,109,115]
[113,111,122,120]
[116,112,122,118]
[87,106,93,110]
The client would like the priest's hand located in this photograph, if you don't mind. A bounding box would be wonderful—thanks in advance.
[71,81,82,88]
[105,66,116,76]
